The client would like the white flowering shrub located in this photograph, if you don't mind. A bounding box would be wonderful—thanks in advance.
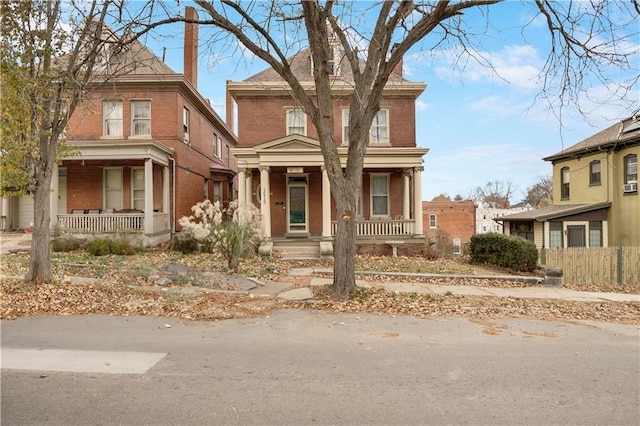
[177,199,262,271]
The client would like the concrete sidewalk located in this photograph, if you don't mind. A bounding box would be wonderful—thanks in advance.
[0,232,32,255]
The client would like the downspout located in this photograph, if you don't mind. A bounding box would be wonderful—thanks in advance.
[170,155,176,234]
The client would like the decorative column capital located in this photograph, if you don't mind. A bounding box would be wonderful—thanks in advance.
[414,166,424,173]
[259,166,270,173]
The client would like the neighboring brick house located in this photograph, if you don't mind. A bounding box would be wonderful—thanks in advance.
[498,115,639,248]
[422,195,476,255]
[226,33,428,257]
[2,8,237,246]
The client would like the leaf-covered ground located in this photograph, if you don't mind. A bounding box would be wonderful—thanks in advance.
[1,251,638,324]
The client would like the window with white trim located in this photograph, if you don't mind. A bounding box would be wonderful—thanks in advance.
[183,107,190,142]
[103,168,123,210]
[131,100,151,137]
[103,100,123,137]
[549,221,563,248]
[287,108,306,135]
[589,221,603,247]
[342,109,349,144]
[131,168,145,210]
[370,174,390,217]
[624,154,637,184]
[370,109,389,143]
[429,214,437,229]
[453,238,462,255]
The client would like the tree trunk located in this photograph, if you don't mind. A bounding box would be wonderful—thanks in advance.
[25,161,53,284]
[331,188,358,299]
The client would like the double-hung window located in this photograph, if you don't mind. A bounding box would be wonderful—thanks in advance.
[183,107,190,142]
[287,108,306,135]
[213,133,222,158]
[370,109,389,144]
[131,100,151,137]
[549,222,563,248]
[131,168,145,210]
[429,214,437,229]
[370,174,390,217]
[589,221,603,247]
[624,154,637,184]
[342,109,350,144]
[103,100,123,137]
[561,167,570,200]
[589,160,601,186]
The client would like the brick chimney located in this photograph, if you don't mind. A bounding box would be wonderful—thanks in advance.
[391,43,403,77]
[184,6,198,88]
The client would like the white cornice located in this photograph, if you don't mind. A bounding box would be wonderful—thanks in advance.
[64,140,174,166]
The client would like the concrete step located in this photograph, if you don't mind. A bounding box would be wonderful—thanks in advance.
[273,243,321,260]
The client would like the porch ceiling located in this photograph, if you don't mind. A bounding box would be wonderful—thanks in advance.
[64,140,174,166]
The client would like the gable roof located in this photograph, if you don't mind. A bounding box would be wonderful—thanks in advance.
[543,115,640,162]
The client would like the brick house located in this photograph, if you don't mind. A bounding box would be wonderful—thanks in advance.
[226,34,428,257]
[1,8,237,246]
[422,195,476,255]
[498,115,639,248]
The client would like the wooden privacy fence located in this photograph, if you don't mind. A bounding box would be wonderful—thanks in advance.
[540,247,640,286]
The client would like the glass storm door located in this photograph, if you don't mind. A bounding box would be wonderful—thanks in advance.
[287,176,308,233]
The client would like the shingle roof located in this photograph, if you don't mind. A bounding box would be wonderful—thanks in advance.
[244,48,410,84]
[543,115,640,162]
[496,202,611,222]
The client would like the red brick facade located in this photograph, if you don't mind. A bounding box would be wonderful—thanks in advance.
[423,195,476,243]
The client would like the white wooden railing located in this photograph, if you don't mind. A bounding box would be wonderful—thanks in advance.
[58,213,144,233]
[331,218,414,237]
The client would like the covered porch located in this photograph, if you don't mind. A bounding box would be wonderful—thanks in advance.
[233,135,428,257]
[52,140,174,246]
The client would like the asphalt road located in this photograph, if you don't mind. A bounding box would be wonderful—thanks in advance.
[2,310,639,425]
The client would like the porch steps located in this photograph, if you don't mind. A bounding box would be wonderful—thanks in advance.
[272,240,322,260]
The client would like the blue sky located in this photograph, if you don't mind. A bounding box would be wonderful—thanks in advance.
[138,1,638,204]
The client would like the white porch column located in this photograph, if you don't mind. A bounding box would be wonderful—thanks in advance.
[322,167,332,238]
[413,166,424,236]
[144,159,154,235]
[49,163,59,229]
[162,165,170,231]
[402,169,411,220]
[1,197,9,230]
[259,166,271,239]
[238,168,247,208]
[245,170,253,206]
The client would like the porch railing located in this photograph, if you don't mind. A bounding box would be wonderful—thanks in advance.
[153,213,170,234]
[58,213,144,233]
[331,218,415,237]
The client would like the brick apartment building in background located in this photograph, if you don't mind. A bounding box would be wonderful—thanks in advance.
[422,195,476,255]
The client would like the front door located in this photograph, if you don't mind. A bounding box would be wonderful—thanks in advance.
[287,175,308,234]
[567,225,586,247]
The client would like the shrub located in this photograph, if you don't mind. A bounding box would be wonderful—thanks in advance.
[86,237,136,256]
[425,230,455,259]
[469,233,538,272]
[178,199,262,272]
[51,236,83,252]
[171,235,200,254]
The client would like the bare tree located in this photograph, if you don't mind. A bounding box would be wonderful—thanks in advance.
[0,0,142,284]
[468,180,514,208]
[523,176,553,207]
[133,0,637,298]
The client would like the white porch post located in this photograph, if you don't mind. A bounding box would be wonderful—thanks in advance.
[144,159,154,235]
[322,167,331,238]
[402,169,411,220]
[413,166,424,236]
[162,165,170,231]
[259,166,271,239]
[238,168,246,208]
[245,170,253,206]
[49,163,59,229]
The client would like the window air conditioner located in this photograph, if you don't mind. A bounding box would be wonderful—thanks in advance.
[623,182,638,193]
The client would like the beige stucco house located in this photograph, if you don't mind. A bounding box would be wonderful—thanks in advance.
[498,115,639,248]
